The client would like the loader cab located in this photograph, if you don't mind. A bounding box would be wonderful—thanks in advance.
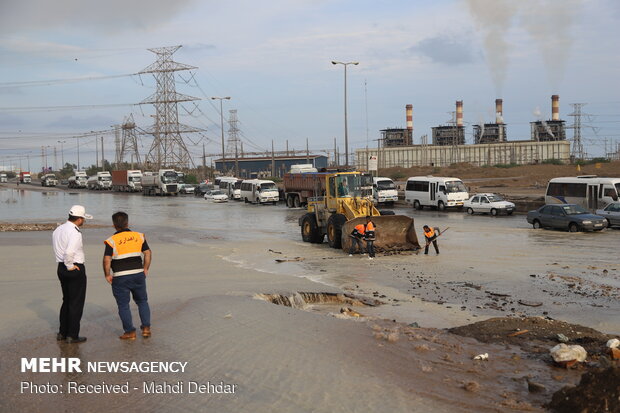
[326,173,373,210]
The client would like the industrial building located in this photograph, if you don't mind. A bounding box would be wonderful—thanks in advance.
[473,99,508,144]
[432,100,466,146]
[356,140,570,169]
[382,104,414,147]
[214,155,328,178]
[530,95,567,142]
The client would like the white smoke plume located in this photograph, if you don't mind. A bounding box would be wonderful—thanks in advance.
[533,106,555,139]
[0,0,196,34]
[465,0,582,94]
[465,0,520,95]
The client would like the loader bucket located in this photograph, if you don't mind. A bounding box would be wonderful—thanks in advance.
[341,215,420,253]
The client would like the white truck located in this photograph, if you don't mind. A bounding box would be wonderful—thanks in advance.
[0,173,7,183]
[373,177,399,205]
[111,170,143,192]
[142,169,179,196]
[41,173,59,187]
[87,171,112,190]
[68,171,88,188]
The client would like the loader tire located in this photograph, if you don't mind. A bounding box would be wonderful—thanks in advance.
[301,213,324,244]
[379,210,395,216]
[327,214,346,249]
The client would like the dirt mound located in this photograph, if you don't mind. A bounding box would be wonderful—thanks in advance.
[449,316,614,355]
[547,366,620,413]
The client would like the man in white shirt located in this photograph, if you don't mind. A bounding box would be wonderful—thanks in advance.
[52,205,92,343]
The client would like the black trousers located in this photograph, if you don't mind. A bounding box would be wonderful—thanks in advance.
[424,237,439,254]
[349,236,364,254]
[57,263,87,338]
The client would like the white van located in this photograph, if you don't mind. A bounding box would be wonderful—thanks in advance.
[240,179,279,204]
[214,176,238,191]
[405,176,468,210]
[373,177,398,205]
[546,176,620,210]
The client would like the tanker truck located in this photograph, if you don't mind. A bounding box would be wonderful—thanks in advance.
[142,169,179,196]
[87,171,112,190]
[41,173,59,187]
[111,170,143,192]
[68,171,88,188]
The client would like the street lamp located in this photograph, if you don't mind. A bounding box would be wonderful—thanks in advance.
[331,60,359,168]
[57,140,66,170]
[211,96,231,173]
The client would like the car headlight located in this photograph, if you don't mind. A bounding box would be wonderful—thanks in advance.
[581,220,592,224]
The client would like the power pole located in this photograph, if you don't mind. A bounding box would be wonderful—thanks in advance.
[226,109,241,177]
[271,140,275,177]
[139,46,202,169]
[101,136,105,170]
[119,114,142,169]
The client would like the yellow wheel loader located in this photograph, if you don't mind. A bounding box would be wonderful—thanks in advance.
[298,172,420,252]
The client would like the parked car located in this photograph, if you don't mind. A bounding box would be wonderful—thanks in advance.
[464,193,515,216]
[204,190,228,203]
[194,183,213,197]
[596,202,620,228]
[178,184,195,194]
[527,204,607,232]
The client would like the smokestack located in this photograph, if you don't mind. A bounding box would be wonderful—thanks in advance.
[456,100,463,127]
[406,104,413,131]
[495,98,503,124]
[551,94,560,121]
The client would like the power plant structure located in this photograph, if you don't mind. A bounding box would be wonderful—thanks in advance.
[360,95,571,169]
[380,104,413,147]
[473,99,508,144]
[530,95,567,142]
[431,100,465,145]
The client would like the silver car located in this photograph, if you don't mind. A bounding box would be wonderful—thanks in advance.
[596,202,620,228]
[464,193,515,216]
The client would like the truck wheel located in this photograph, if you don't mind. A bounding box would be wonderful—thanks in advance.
[286,195,294,208]
[293,195,301,208]
[327,214,346,249]
[301,213,324,243]
[438,201,446,211]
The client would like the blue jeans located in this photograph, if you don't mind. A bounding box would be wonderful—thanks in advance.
[111,272,150,333]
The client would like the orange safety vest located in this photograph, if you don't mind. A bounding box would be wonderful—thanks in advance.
[424,227,435,238]
[354,224,366,235]
[104,230,145,276]
[366,222,375,232]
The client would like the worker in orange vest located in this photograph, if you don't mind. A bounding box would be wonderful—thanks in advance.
[349,223,366,256]
[364,216,376,259]
[423,225,440,255]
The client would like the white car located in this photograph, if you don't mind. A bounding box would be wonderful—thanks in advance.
[178,184,195,194]
[204,190,228,203]
[464,193,515,216]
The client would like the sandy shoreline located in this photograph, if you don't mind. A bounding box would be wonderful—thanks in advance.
[1,227,613,412]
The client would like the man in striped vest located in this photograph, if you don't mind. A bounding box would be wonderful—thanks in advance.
[103,211,152,340]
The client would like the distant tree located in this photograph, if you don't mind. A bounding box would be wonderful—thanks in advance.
[59,162,76,178]
[184,174,198,184]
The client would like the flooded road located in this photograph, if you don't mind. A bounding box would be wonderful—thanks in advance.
[2,186,619,334]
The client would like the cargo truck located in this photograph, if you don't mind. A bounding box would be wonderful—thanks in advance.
[142,169,179,196]
[283,172,328,208]
[68,171,88,188]
[41,173,59,187]
[111,170,143,192]
[373,177,399,205]
[19,171,32,184]
[87,171,112,190]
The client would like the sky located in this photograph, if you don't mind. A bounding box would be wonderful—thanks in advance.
[1,0,619,172]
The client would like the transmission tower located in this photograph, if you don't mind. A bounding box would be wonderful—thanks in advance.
[139,46,202,169]
[568,103,588,160]
[226,109,241,177]
[117,114,142,168]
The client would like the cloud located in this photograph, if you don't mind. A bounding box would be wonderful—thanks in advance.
[0,113,25,127]
[0,0,198,34]
[408,34,478,65]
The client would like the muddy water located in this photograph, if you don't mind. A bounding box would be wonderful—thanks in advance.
[2,187,619,333]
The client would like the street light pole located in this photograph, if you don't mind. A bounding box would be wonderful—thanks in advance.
[211,96,231,173]
[332,60,359,168]
[58,140,66,169]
